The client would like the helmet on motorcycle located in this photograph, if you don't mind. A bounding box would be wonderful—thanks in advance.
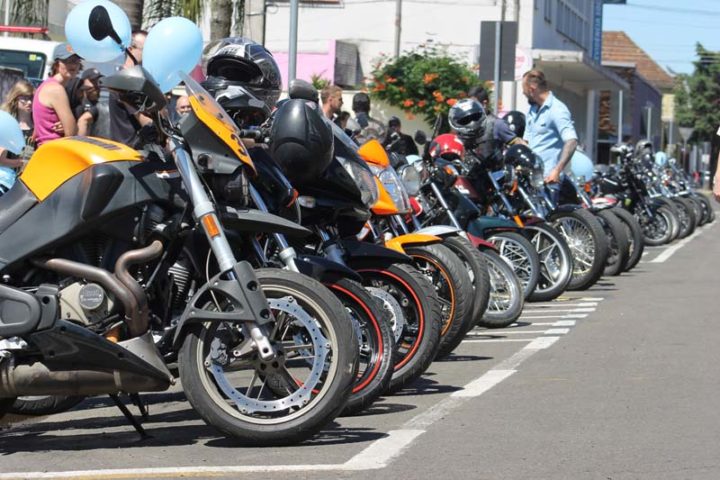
[503,144,539,174]
[570,150,595,182]
[429,133,465,161]
[448,99,486,139]
[502,111,526,138]
[635,139,654,156]
[204,37,282,114]
[270,99,334,186]
[202,75,271,127]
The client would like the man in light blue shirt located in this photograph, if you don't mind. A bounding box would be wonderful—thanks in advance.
[522,70,578,203]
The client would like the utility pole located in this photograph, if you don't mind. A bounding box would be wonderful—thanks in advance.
[3,0,11,38]
[288,0,299,81]
[394,0,402,58]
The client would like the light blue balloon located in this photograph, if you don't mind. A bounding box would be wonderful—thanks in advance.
[570,150,594,182]
[143,17,203,93]
[0,111,25,155]
[65,0,131,63]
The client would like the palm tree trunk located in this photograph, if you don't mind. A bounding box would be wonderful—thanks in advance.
[208,0,232,41]
[115,0,144,30]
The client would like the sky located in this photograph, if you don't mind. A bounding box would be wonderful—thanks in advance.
[603,0,720,75]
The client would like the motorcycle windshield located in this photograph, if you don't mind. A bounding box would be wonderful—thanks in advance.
[179,72,254,172]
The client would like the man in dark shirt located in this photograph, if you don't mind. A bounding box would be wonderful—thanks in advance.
[383,116,418,156]
[468,86,525,158]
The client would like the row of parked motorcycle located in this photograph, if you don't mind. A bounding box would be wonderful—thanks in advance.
[0,3,714,448]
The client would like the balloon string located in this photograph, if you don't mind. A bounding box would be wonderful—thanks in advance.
[126,48,139,66]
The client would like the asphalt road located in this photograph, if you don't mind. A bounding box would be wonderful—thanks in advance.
[1,218,719,480]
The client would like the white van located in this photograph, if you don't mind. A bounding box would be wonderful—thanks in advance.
[0,37,59,84]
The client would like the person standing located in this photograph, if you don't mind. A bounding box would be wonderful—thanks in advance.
[0,80,35,195]
[32,43,81,146]
[522,69,578,203]
[383,116,418,156]
[349,92,386,143]
[320,85,343,121]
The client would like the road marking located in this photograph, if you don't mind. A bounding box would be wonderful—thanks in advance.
[553,320,576,327]
[651,225,710,263]
[524,302,598,308]
[344,429,425,470]
[467,329,553,335]
[462,338,535,343]
[564,313,589,319]
[544,328,570,335]
[521,307,595,313]
[452,369,517,398]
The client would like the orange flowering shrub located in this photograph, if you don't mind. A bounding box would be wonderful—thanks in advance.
[369,45,481,123]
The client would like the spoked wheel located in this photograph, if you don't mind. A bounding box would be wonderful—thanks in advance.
[640,206,674,246]
[525,223,573,302]
[611,207,645,272]
[405,244,474,359]
[358,263,442,392]
[488,232,540,300]
[551,209,608,291]
[178,269,358,446]
[477,250,524,328]
[326,279,395,416]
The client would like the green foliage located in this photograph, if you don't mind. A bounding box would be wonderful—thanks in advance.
[673,43,720,142]
[310,73,331,91]
[368,44,485,123]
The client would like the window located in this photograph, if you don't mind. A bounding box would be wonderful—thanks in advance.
[544,0,553,22]
[0,49,46,81]
[556,0,590,51]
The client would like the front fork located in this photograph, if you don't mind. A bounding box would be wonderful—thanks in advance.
[170,139,275,360]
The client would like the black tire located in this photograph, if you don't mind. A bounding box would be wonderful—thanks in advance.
[326,279,395,416]
[598,209,630,277]
[550,209,608,291]
[9,395,86,416]
[178,269,358,446]
[695,193,715,224]
[657,198,681,241]
[525,223,573,302]
[443,235,491,328]
[477,250,524,328]
[611,207,645,272]
[672,198,696,239]
[686,196,704,227]
[0,397,15,420]
[406,244,474,359]
[488,231,541,300]
[640,205,675,246]
[356,263,442,392]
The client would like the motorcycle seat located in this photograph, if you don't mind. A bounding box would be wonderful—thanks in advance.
[0,181,38,234]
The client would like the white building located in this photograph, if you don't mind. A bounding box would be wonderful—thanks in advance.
[263,0,628,159]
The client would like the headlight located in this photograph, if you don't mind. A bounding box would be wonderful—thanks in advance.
[370,165,412,213]
[398,164,421,196]
[532,170,545,190]
[338,157,379,207]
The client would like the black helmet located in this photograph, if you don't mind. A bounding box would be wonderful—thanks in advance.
[448,99,486,139]
[504,144,541,174]
[503,111,526,138]
[270,99,334,186]
[202,75,270,127]
[204,37,282,114]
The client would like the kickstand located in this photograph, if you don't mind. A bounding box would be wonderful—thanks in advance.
[129,393,149,420]
[109,394,151,440]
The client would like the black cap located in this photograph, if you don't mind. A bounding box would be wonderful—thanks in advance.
[388,116,401,127]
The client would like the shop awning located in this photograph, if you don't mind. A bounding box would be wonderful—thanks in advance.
[532,49,629,93]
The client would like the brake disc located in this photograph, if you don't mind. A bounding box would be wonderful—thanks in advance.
[206,296,329,415]
[366,286,405,343]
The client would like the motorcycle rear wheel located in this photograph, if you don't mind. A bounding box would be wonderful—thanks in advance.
[178,269,357,446]
[9,395,86,416]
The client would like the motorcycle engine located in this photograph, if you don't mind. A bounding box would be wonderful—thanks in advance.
[59,281,115,326]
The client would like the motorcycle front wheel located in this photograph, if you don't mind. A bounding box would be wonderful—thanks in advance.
[488,231,540,300]
[611,207,645,272]
[672,198,696,239]
[9,395,86,416]
[640,206,675,246]
[551,209,608,291]
[524,223,573,302]
[443,235,491,328]
[178,269,358,446]
[477,250,524,328]
[597,209,630,277]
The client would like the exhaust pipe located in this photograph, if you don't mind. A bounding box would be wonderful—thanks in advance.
[32,240,164,337]
[0,361,170,397]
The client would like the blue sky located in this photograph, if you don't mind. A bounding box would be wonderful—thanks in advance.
[603,0,720,75]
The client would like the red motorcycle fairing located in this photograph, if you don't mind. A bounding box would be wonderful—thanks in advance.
[465,232,499,252]
[454,176,482,201]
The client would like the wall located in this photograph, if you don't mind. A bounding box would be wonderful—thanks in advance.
[532,0,593,53]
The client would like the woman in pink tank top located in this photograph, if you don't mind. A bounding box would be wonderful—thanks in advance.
[33,43,82,146]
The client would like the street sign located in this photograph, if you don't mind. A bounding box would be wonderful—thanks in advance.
[679,127,694,143]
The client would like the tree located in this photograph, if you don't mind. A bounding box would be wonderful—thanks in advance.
[673,43,720,142]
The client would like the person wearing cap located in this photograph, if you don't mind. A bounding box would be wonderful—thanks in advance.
[32,43,81,145]
[382,116,418,156]
[72,68,104,136]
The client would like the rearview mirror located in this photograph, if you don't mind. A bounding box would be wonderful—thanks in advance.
[89,5,122,45]
[414,130,428,145]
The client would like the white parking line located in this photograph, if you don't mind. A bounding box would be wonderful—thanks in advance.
[524,302,598,308]
[544,328,570,335]
[651,225,710,263]
[452,369,517,398]
[461,338,534,343]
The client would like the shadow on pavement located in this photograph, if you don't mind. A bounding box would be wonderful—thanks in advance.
[436,355,494,363]
[391,376,462,397]
[346,402,417,417]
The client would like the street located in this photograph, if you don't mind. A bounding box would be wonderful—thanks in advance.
[1,217,719,480]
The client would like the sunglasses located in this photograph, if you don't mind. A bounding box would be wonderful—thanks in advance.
[17,95,32,103]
